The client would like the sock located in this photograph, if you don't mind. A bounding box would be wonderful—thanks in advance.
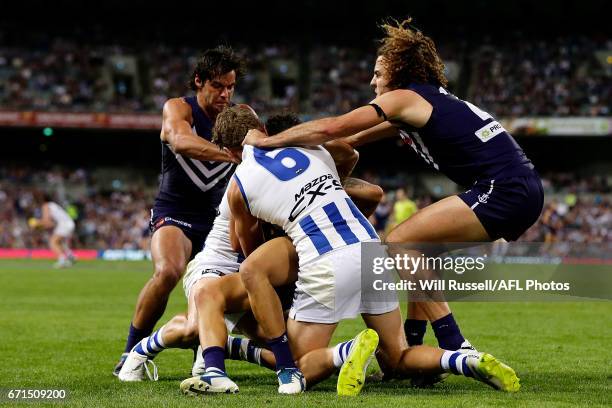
[440,351,474,377]
[404,319,427,346]
[133,326,166,358]
[124,322,153,353]
[203,346,226,373]
[267,332,295,370]
[226,335,263,366]
[432,313,465,350]
[332,339,354,368]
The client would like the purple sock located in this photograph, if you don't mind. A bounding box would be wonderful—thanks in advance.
[267,332,295,370]
[432,313,465,350]
[203,346,226,372]
[124,323,152,353]
[404,319,427,346]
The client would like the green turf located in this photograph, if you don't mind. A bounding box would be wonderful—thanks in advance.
[0,260,610,407]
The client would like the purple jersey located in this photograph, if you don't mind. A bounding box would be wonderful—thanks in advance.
[154,96,235,220]
[396,84,534,186]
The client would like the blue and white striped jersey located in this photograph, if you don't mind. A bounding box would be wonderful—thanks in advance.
[192,184,244,270]
[234,145,378,266]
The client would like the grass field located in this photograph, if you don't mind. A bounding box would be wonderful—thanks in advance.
[0,259,610,407]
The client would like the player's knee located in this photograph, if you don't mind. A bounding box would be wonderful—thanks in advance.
[385,228,407,244]
[194,279,225,310]
[153,261,183,288]
[239,261,261,290]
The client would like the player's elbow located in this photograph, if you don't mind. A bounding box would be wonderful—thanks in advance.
[369,184,384,204]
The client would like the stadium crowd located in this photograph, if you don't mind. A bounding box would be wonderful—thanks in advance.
[0,167,609,249]
[1,37,609,117]
[0,166,153,250]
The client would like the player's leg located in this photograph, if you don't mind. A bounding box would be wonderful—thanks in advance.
[404,302,429,346]
[118,279,200,382]
[114,226,192,375]
[385,195,487,350]
[286,319,336,389]
[239,238,298,374]
[361,308,519,392]
[49,234,67,267]
[180,273,274,395]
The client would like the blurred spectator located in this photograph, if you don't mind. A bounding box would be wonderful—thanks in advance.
[1,36,608,117]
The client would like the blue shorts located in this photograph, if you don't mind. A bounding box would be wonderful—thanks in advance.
[150,207,215,260]
[459,175,544,241]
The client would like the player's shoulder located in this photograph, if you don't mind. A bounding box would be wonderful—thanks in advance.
[162,97,193,120]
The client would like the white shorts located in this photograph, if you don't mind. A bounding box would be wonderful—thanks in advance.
[288,243,398,324]
[183,257,244,334]
[52,221,75,238]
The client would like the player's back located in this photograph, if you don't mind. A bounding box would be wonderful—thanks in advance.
[47,201,73,225]
[397,84,535,186]
[193,187,243,270]
[234,145,378,266]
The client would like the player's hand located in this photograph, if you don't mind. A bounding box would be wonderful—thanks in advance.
[242,128,266,147]
[223,147,242,164]
[28,217,40,229]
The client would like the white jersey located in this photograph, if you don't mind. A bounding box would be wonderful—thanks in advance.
[192,187,243,271]
[234,145,378,266]
[47,202,74,226]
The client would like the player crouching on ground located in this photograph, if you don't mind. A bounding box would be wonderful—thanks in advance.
[210,106,521,395]
[118,111,386,395]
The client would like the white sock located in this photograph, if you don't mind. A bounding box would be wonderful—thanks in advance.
[332,339,354,368]
[440,351,474,377]
[134,326,166,358]
[226,335,262,366]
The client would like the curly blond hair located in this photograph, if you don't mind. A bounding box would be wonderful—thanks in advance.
[378,18,448,89]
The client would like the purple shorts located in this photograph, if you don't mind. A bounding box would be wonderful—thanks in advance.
[150,207,215,260]
[459,175,544,241]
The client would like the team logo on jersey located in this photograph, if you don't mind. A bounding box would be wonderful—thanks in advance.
[475,121,506,142]
[477,193,489,204]
[289,173,343,221]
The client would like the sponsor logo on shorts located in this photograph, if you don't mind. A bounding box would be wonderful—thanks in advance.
[164,217,192,228]
[475,121,506,142]
[478,193,489,204]
[154,216,192,229]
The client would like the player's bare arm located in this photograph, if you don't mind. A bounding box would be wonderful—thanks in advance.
[340,121,399,148]
[322,139,359,182]
[343,178,384,218]
[39,203,55,229]
[161,98,236,163]
[243,89,431,148]
[227,179,263,256]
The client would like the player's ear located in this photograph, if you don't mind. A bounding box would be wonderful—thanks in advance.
[194,75,203,89]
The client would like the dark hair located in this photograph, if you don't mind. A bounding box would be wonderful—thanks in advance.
[212,105,262,148]
[377,18,448,89]
[265,112,301,135]
[189,45,246,91]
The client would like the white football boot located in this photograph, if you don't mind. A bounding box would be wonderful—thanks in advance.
[117,350,158,382]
